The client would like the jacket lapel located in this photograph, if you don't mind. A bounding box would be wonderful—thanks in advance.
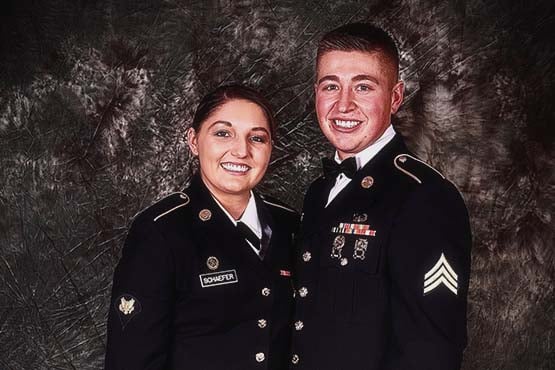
[186,174,269,278]
[305,136,408,236]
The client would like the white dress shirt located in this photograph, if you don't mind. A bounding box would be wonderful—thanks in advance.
[326,125,397,207]
[212,192,263,256]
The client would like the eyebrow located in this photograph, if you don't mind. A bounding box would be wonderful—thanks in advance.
[209,120,270,135]
[317,74,380,85]
[209,120,232,128]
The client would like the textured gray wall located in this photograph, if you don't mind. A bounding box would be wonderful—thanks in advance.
[1,0,553,369]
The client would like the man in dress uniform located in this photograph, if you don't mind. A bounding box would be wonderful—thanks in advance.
[290,23,472,369]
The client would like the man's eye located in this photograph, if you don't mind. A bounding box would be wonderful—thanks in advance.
[356,84,372,92]
[323,84,339,91]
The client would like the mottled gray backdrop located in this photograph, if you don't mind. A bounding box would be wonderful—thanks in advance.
[1,0,554,369]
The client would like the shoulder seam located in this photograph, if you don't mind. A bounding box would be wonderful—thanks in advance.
[262,199,296,213]
[153,192,190,222]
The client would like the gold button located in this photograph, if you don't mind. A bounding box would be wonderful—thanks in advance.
[298,287,308,298]
[294,320,304,331]
[302,251,312,262]
[292,354,300,364]
[340,257,349,266]
[261,287,271,297]
[258,319,267,328]
[255,352,265,362]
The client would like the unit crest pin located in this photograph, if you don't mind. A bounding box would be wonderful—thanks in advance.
[361,176,374,189]
[206,256,219,270]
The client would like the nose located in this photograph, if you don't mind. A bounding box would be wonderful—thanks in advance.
[230,136,249,158]
[337,88,355,113]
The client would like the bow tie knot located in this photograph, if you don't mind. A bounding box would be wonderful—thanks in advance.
[322,157,358,179]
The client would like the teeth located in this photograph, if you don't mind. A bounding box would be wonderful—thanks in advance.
[221,163,250,172]
[334,120,360,128]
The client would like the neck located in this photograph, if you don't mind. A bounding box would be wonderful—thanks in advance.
[216,194,250,220]
[200,176,250,220]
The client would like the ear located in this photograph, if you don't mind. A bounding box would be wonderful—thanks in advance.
[187,127,199,156]
[390,80,405,114]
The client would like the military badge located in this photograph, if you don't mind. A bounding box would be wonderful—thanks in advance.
[331,222,376,236]
[199,209,212,221]
[353,238,368,260]
[115,294,142,329]
[361,176,374,188]
[206,256,219,270]
[119,297,135,315]
[331,235,345,258]
[352,213,368,223]
[423,253,458,295]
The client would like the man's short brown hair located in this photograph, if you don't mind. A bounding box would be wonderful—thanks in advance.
[317,22,400,80]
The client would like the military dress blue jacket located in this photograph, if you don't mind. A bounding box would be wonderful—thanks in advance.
[105,173,298,370]
[290,136,472,370]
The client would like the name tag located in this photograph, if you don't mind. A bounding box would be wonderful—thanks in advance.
[199,269,239,288]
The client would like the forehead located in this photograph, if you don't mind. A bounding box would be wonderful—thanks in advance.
[204,99,270,128]
[316,50,396,81]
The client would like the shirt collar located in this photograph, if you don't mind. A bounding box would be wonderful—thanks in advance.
[334,124,396,169]
[211,191,262,238]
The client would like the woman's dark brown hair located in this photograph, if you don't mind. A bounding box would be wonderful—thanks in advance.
[191,84,276,138]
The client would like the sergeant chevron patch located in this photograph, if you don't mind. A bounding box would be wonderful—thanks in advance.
[423,253,458,295]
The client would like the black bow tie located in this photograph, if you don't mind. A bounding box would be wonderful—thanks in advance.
[322,157,358,179]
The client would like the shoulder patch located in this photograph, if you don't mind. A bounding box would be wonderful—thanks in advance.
[394,154,445,184]
[153,192,190,222]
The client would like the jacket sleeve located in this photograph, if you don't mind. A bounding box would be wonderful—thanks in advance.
[385,180,472,370]
[105,216,175,370]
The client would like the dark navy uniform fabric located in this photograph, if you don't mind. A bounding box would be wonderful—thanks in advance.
[290,136,471,370]
[105,174,298,370]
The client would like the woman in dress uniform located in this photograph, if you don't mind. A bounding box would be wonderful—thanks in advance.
[105,85,298,370]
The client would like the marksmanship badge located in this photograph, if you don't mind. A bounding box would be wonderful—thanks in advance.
[331,235,345,259]
[353,238,368,260]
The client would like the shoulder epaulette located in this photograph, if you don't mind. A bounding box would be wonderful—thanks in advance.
[153,192,190,221]
[394,154,445,184]
[260,195,297,214]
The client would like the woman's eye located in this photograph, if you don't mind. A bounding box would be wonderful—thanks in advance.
[250,135,268,144]
[214,130,231,137]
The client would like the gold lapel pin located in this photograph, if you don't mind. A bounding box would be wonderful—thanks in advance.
[199,209,212,221]
[206,256,219,270]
